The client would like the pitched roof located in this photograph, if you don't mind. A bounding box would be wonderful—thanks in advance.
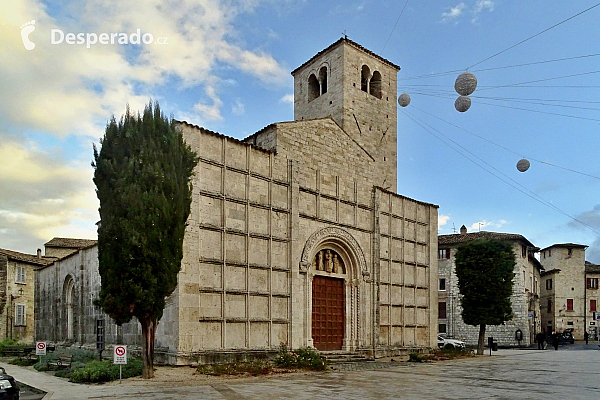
[438,231,535,248]
[540,243,588,252]
[0,248,55,266]
[291,37,400,76]
[586,263,600,274]
[44,237,97,249]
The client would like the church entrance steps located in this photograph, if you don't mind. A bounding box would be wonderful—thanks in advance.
[320,351,368,364]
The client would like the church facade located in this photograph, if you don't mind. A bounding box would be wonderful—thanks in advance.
[166,38,439,363]
[35,39,439,364]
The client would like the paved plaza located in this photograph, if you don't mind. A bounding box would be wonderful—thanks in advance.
[2,345,600,399]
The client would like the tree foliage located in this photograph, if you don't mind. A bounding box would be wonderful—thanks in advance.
[92,101,199,377]
[455,240,515,326]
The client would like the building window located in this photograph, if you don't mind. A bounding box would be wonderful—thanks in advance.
[438,248,449,259]
[370,71,382,99]
[546,279,552,290]
[549,249,551,257]
[438,323,447,334]
[567,248,573,258]
[438,302,447,319]
[439,278,446,291]
[16,266,25,284]
[318,66,328,95]
[591,299,597,312]
[15,304,25,326]
[308,73,319,102]
[567,321,574,326]
[587,278,599,289]
[361,65,370,93]
[567,299,574,311]
[547,299,552,313]
[522,245,527,257]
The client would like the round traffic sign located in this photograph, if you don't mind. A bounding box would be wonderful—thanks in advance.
[37,342,46,350]
[115,346,126,356]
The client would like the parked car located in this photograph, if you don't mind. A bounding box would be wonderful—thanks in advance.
[562,328,575,344]
[437,335,466,349]
[0,367,20,400]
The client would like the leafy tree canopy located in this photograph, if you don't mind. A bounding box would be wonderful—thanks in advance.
[455,239,516,326]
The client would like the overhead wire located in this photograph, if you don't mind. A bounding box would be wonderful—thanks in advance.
[399,108,600,235]
[381,0,410,52]
[408,105,600,181]
[467,2,600,69]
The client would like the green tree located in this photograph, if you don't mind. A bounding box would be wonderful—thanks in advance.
[92,101,199,378]
[454,240,515,355]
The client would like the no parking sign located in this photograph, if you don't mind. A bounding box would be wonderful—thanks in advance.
[36,342,46,356]
[113,345,127,364]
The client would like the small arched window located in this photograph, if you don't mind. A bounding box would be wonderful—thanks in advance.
[370,71,382,99]
[319,66,328,94]
[361,65,370,93]
[308,73,319,102]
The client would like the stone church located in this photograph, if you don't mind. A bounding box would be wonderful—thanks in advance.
[36,38,439,364]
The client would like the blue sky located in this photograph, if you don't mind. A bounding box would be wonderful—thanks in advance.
[2,0,600,262]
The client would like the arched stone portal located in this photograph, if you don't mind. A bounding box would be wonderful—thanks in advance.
[300,227,370,352]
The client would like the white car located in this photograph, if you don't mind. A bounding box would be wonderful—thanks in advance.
[437,335,466,349]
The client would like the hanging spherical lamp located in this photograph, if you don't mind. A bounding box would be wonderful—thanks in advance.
[454,96,471,112]
[455,72,478,96]
[516,158,530,172]
[398,93,411,107]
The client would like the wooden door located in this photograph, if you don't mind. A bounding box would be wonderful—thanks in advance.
[312,276,344,351]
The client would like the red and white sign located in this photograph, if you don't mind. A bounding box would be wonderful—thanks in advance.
[36,342,46,356]
[113,345,127,364]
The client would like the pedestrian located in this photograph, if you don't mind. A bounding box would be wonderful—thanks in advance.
[584,331,589,345]
[535,332,546,350]
[551,331,559,350]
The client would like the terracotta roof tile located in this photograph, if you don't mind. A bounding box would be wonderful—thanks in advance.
[0,248,55,266]
[44,237,98,249]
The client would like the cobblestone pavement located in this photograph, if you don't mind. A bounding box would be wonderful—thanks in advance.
[3,346,600,399]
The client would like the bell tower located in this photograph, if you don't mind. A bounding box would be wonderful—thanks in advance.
[291,38,400,191]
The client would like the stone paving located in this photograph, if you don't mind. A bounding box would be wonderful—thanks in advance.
[1,344,599,399]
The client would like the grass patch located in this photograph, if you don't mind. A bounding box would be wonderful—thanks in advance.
[196,359,273,376]
[9,358,37,366]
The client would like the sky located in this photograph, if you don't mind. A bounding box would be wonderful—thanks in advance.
[2,0,600,262]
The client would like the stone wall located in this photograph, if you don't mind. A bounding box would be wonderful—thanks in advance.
[439,242,541,347]
[374,188,438,352]
[35,246,144,349]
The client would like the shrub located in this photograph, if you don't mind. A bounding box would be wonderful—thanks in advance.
[274,346,327,371]
[69,358,142,383]
[9,358,37,366]
[408,353,424,363]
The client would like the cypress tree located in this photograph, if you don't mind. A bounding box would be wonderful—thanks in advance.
[92,101,199,378]
[455,240,515,355]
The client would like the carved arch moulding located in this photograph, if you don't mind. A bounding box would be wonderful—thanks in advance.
[299,227,369,281]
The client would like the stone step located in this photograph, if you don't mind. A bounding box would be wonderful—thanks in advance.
[321,352,368,364]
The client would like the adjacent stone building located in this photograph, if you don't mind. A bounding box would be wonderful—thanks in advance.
[539,243,598,340]
[35,38,440,363]
[0,248,53,342]
[438,226,542,347]
[35,238,142,348]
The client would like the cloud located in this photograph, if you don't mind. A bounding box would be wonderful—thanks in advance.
[232,98,245,116]
[441,1,495,24]
[0,0,288,138]
[280,94,294,104]
[0,137,98,253]
[467,219,507,232]
[441,2,466,21]
[472,0,494,23]
[567,204,600,263]
[439,215,450,226]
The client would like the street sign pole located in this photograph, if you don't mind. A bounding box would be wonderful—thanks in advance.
[113,345,127,384]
